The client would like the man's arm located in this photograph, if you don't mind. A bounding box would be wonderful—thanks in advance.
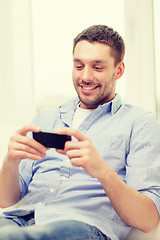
[56,128,159,233]
[0,125,47,208]
[98,165,159,233]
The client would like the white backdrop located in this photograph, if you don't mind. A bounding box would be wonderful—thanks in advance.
[154,0,160,120]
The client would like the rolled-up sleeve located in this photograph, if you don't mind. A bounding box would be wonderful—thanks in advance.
[126,112,160,213]
[19,158,34,200]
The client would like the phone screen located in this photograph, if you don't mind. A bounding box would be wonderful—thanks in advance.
[33,131,71,149]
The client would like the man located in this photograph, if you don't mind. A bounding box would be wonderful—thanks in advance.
[0,25,160,240]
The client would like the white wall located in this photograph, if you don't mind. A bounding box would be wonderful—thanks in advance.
[0,0,35,163]
[125,0,156,114]
[0,0,35,127]
[153,0,160,120]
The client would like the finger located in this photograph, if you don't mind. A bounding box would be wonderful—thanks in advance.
[56,128,89,141]
[65,140,91,151]
[30,138,47,155]
[65,149,83,159]
[11,141,46,158]
[56,141,82,156]
[11,133,46,156]
[16,125,41,136]
[12,149,43,161]
[70,157,84,167]
[56,149,65,155]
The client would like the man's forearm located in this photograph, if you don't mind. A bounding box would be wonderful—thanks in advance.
[98,165,159,233]
[0,156,21,208]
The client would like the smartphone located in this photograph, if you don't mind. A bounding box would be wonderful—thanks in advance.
[32,131,71,149]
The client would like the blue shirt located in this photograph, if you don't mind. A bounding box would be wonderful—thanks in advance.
[2,94,160,240]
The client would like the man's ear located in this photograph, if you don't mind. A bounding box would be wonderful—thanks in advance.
[115,61,125,80]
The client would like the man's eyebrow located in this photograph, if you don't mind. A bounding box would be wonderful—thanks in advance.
[73,58,82,63]
[92,60,106,64]
[73,58,106,64]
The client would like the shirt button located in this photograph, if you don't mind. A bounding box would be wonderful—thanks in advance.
[50,188,55,193]
[38,202,43,205]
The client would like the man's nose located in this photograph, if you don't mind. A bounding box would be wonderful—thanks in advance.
[81,66,93,82]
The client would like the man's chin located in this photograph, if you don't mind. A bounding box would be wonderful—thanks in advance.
[79,99,100,109]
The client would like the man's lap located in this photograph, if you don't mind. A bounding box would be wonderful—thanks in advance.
[0,212,35,227]
[0,217,110,240]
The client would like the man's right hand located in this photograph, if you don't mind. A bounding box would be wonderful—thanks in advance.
[0,125,47,208]
[5,125,47,167]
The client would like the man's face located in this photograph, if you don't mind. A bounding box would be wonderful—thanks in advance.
[72,40,124,109]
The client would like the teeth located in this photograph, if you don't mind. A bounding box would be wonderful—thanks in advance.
[82,86,96,90]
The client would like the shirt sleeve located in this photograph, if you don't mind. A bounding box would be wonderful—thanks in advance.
[18,114,39,200]
[19,158,34,200]
[126,112,160,214]
[18,107,60,200]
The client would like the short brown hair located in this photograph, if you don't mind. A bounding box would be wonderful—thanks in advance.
[73,25,125,66]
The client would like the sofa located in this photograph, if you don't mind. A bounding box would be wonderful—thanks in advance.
[126,222,160,240]
[0,125,160,239]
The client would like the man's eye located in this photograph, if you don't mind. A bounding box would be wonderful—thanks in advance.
[94,66,103,71]
[75,65,83,70]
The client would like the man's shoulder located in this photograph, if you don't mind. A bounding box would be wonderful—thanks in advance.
[31,97,79,129]
[32,107,60,130]
[122,103,155,118]
[121,103,159,130]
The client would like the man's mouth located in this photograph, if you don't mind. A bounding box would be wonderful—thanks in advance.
[81,86,97,90]
[80,85,98,94]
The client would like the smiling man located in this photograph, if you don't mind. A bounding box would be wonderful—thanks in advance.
[0,25,160,240]
[72,40,124,109]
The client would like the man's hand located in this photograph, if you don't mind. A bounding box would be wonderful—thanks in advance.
[56,128,109,179]
[5,125,47,167]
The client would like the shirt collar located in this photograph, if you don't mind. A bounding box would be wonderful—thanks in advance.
[59,93,122,116]
[97,94,122,115]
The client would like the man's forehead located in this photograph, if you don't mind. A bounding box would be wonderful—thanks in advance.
[73,40,112,60]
